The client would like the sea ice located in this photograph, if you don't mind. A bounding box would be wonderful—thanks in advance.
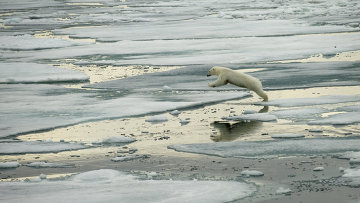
[169,137,360,158]
[271,133,305,139]
[0,63,89,84]
[25,162,75,168]
[0,141,88,155]
[224,113,277,122]
[0,169,256,202]
[308,112,360,125]
[0,162,20,169]
[258,95,360,107]
[337,105,360,112]
[276,187,292,195]
[271,108,327,119]
[342,168,360,187]
[313,167,325,171]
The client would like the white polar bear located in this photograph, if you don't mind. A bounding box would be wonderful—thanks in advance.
[207,66,268,101]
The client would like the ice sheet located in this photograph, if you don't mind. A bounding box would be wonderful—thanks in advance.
[0,169,256,203]
[0,63,89,84]
[94,136,136,144]
[168,137,360,158]
[0,141,88,155]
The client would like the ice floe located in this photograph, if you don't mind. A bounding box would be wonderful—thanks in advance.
[111,155,149,162]
[308,112,360,125]
[258,95,360,107]
[224,113,277,122]
[145,115,168,123]
[271,133,305,139]
[276,187,292,195]
[0,162,20,169]
[93,136,136,145]
[169,137,360,158]
[313,167,325,171]
[342,168,360,187]
[25,162,75,168]
[241,170,264,177]
[0,169,256,202]
[0,141,88,155]
[0,63,89,84]
[271,108,327,119]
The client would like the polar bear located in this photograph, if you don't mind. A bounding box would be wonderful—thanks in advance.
[207,66,268,101]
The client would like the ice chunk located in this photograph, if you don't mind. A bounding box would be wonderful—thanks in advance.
[0,141,88,155]
[0,169,256,202]
[271,133,305,139]
[94,136,136,144]
[241,170,264,177]
[39,174,47,180]
[224,113,277,122]
[342,168,360,187]
[0,162,20,169]
[170,110,181,116]
[0,34,92,51]
[25,162,75,168]
[308,112,360,125]
[0,63,89,84]
[145,115,168,123]
[169,137,360,158]
[258,95,360,107]
[313,167,324,171]
[111,155,149,162]
[276,187,292,195]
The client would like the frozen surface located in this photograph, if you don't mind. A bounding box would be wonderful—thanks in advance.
[0,84,250,138]
[308,112,360,125]
[0,63,89,84]
[224,113,277,122]
[271,134,305,139]
[169,137,360,158]
[0,169,256,203]
[259,95,360,107]
[25,162,75,168]
[0,162,20,169]
[0,141,88,155]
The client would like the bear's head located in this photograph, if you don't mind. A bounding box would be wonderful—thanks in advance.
[207,66,222,77]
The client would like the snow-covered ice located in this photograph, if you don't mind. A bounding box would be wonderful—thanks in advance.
[0,162,20,169]
[0,141,88,155]
[271,133,305,139]
[169,137,360,158]
[0,169,256,203]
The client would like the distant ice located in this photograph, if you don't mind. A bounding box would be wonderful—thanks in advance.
[271,133,305,139]
[0,162,20,169]
[0,34,92,51]
[145,115,168,123]
[111,155,148,162]
[258,95,360,107]
[0,63,89,84]
[25,162,75,168]
[224,113,277,122]
[0,141,88,155]
[169,137,360,158]
[0,169,256,202]
[308,112,360,125]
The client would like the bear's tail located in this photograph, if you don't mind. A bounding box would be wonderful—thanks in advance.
[256,90,268,101]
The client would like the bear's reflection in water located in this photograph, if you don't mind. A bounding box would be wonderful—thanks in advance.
[210,106,268,142]
[210,121,262,142]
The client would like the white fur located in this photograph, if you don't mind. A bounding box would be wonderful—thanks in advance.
[207,66,268,101]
